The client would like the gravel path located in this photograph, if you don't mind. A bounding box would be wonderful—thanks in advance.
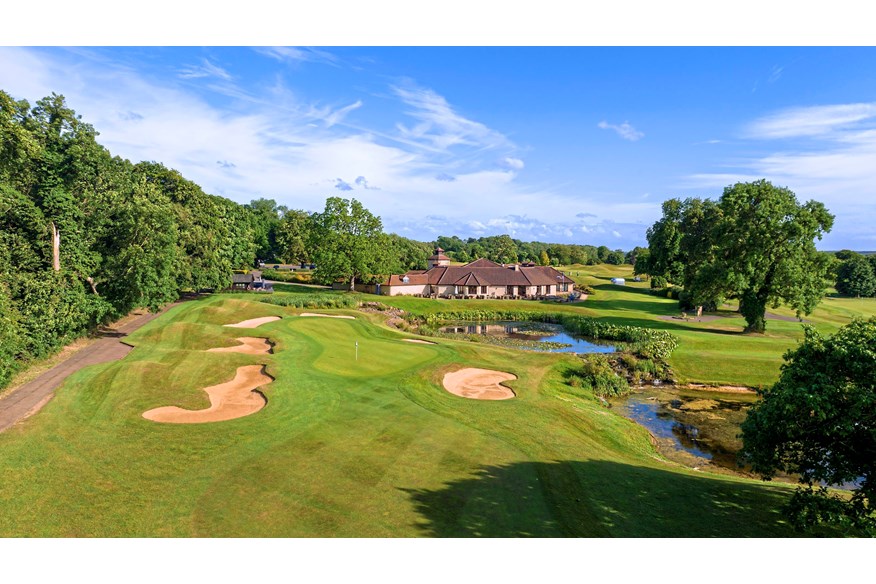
[0,303,179,434]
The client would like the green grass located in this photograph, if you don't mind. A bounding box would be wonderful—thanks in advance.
[379,264,876,387]
[0,294,815,536]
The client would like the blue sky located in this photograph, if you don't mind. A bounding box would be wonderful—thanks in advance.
[2,46,875,250]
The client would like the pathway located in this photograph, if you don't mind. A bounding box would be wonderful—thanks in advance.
[0,303,179,434]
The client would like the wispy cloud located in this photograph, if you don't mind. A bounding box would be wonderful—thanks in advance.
[745,102,876,139]
[501,156,525,170]
[255,47,339,66]
[687,101,876,250]
[768,65,784,84]
[393,82,512,152]
[308,100,362,128]
[597,120,644,141]
[178,59,232,81]
[0,47,657,248]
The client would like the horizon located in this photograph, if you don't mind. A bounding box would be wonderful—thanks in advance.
[2,46,874,251]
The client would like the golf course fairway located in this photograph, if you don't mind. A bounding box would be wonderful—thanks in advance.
[0,295,801,537]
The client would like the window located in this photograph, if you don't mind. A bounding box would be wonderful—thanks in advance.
[481,286,487,294]
[518,286,527,296]
[468,286,477,295]
[506,286,514,295]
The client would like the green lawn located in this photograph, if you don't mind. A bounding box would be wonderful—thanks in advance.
[379,264,876,387]
[0,294,808,536]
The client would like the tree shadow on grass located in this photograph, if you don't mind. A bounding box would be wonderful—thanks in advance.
[400,460,799,537]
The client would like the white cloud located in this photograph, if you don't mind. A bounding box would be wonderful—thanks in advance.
[393,82,512,152]
[319,100,362,127]
[254,47,338,66]
[178,59,232,81]
[745,102,876,139]
[597,120,644,141]
[502,156,525,170]
[0,47,658,248]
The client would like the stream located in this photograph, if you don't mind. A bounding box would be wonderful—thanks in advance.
[610,386,758,473]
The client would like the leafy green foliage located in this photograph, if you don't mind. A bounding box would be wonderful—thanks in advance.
[275,209,312,264]
[309,197,393,289]
[260,269,313,284]
[740,318,876,534]
[644,181,834,333]
[0,90,276,389]
[568,354,630,397]
[836,254,876,298]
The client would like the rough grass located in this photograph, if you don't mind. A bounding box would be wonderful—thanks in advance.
[0,295,807,537]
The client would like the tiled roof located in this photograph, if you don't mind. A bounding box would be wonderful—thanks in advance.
[386,260,570,288]
[387,273,430,286]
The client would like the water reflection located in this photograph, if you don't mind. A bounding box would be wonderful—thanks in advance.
[440,321,616,354]
[611,388,756,472]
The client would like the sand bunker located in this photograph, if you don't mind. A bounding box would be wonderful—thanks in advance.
[402,339,436,345]
[143,365,271,423]
[224,316,281,328]
[299,313,355,319]
[207,337,273,355]
[442,368,517,400]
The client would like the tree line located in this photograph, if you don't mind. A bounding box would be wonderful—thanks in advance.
[434,235,630,267]
[0,91,267,387]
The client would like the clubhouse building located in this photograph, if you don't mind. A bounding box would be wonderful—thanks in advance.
[355,248,575,298]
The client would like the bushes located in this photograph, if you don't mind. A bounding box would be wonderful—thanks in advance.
[650,276,668,289]
[568,354,630,397]
[652,285,683,300]
[259,294,358,309]
[261,269,313,284]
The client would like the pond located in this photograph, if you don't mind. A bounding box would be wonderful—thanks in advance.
[610,387,758,473]
[612,388,863,489]
[440,321,616,354]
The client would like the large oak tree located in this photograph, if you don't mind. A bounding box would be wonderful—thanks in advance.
[644,180,834,333]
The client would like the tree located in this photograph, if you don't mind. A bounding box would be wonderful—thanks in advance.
[245,198,284,262]
[605,249,626,265]
[836,254,876,298]
[309,197,391,290]
[539,250,551,266]
[740,318,876,534]
[488,235,519,264]
[646,181,834,333]
[643,199,685,283]
[703,181,833,333]
[275,209,312,264]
